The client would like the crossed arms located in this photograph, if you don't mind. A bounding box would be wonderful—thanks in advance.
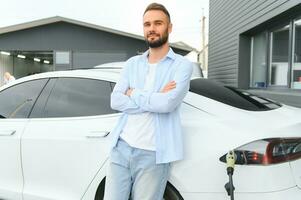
[111,60,193,114]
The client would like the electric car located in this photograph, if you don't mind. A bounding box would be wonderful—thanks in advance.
[0,66,300,200]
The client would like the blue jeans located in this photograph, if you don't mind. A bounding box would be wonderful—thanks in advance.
[104,138,170,200]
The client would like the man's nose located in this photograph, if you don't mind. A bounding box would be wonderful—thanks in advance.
[149,23,156,31]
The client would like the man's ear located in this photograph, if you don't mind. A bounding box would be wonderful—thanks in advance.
[168,23,173,34]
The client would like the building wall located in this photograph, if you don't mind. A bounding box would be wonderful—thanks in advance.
[208,0,300,87]
[72,51,127,68]
[0,22,144,55]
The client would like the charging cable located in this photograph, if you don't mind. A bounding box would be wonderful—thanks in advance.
[225,150,236,200]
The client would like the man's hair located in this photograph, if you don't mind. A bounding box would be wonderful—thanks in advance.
[144,3,171,22]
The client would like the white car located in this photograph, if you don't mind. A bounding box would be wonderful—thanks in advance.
[0,67,300,200]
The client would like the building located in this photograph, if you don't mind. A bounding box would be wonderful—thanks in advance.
[208,0,301,107]
[0,16,192,85]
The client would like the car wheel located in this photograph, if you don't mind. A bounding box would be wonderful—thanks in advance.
[163,182,184,200]
[95,178,183,200]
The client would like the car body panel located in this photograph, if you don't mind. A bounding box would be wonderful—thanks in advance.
[21,114,118,200]
[169,103,298,193]
[0,119,27,200]
[290,159,301,188]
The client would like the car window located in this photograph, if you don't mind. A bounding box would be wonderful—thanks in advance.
[0,79,48,118]
[110,82,116,91]
[189,78,282,111]
[41,78,115,118]
[29,78,57,118]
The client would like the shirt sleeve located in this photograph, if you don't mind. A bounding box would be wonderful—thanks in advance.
[130,59,193,113]
[110,59,144,114]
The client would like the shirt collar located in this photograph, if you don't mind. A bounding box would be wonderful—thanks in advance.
[142,47,176,61]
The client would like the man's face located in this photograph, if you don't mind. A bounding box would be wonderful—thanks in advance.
[143,10,172,48]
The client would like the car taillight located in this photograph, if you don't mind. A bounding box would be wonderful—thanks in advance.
[219,138,301,165]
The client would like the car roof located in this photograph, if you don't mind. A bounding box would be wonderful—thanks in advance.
[94,62,124,69]
[1,68,121,90]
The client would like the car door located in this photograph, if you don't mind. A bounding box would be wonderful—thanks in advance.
[0,79,48,200]
[22,77,119,200]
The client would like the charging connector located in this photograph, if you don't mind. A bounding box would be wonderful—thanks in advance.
[225,150,236,200]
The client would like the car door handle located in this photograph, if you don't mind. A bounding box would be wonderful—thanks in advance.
[86,131,110,138]
[0,130,16,136]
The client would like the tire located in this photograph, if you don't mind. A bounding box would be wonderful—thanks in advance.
[163,182,184,200]
[94,178,106,200]
[95,178,183,200]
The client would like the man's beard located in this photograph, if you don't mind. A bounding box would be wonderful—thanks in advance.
[146,30,169,48]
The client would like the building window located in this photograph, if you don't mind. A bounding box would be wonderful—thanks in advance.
[251,32,268,88]
[55,51,70,64]
[250,16,301,90]
[292,18,301,89]
[269,24,290,86]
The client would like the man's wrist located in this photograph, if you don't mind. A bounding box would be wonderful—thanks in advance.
[130,88,140,99]
[126,88,134,97]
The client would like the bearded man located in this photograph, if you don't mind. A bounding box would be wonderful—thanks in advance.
[104,3,193,200]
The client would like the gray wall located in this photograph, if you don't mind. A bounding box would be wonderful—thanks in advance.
[0,22,145,58]
[208,0,301,87]
[72,51,127,68]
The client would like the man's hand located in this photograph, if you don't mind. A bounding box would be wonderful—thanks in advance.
[125,88,134,96]
[161,81,176,93]
[125,81,176,96]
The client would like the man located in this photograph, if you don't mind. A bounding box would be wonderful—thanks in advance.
[104,3,193,200]
[3,72,15,84]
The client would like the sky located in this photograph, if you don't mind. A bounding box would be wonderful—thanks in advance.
[0,0,209,50]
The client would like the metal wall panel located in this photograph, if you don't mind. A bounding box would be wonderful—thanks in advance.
[0,22,145,56]
[72,51,127,69]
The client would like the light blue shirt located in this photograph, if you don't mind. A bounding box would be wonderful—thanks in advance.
[110,48,193,164]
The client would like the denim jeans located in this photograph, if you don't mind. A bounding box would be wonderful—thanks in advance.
[104,138,170,200]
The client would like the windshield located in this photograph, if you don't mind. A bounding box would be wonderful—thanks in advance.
[189,78,282,111]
